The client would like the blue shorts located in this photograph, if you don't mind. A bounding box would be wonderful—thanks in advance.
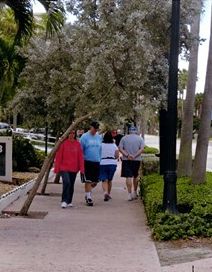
[99,165,117,182]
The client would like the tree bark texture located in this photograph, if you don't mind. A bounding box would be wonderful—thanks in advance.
[177,1,201,177]
[192,3,212,184]
[19,113,94,215]
[40,158,54,195]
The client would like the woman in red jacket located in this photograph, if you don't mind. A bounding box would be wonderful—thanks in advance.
[54,130,84,208]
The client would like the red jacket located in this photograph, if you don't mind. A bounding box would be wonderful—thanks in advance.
[54,139,84,174]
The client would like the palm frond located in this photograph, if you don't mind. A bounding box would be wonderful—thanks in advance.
[38,0,65,38]
[5,0,33,43]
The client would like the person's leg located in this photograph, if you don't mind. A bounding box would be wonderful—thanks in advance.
[68,172,77,205]
[108,165,116,196]
[122,161,133,201]
[91,182,97,188]
[89,162,100,200]
[126,177,133,201]
[132,161,141,199]
[84,161,93,205]
[61,172,71,207]
[108,181,112,195]
[126,177,133,193]
[132,177,138,199]
[102,180,110,201]
[102,180,109,194]
[85,182,92,196]
[84,183,93,206]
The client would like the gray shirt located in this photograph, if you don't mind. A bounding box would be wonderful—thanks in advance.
[119,134,144,161]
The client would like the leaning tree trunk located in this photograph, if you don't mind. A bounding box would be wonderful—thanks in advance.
[19,113,93,215]
[40,158,54,195]
[192,2,212,184]
[178,0,201,177]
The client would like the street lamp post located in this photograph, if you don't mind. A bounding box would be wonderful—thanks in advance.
[163,0,180,213]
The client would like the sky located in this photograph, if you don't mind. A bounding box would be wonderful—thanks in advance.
[33,0,211,93]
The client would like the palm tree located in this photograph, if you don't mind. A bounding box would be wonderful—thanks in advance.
[0,1,65,120]
[194,93,203,117]
[177,0,202,177]
[0,0,65,43]
[0,8,26,112]
[192,1,212,184]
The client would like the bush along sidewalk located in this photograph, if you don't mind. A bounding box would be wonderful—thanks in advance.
[13,136,45,171]
[140,173,212,240]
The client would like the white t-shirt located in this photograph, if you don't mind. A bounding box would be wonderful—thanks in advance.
[100,143,118,165]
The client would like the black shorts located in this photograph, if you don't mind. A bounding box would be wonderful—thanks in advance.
[121,160,141,178]
[84,160,100,183]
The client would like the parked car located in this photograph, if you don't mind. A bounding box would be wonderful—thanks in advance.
[0,122,12,133]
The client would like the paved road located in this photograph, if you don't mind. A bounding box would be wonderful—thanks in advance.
[145,135,212,171]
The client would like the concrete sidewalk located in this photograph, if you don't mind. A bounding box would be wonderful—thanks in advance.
[0,164,161,272]
[1,163,212,272]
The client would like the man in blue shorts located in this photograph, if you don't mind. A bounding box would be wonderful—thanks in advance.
[80,121,102,206]
[119,126,144,201]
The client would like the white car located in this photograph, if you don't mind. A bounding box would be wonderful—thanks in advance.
[0,122,12,133]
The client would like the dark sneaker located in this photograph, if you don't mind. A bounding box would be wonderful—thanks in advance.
[104,194,110,201]
[86,198,93,206]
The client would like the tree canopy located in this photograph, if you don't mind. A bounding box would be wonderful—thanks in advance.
[12,0,200,131]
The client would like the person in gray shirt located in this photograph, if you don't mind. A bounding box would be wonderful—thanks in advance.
[119,126,144,201]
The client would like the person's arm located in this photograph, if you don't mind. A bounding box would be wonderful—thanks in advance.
[54,143,64,173]
[113,144,119,159]
[114,149,119,159]
[119,137,130,158]
[79,135,85,153]
[119,147,132,159]
[119,145,128,157]
[133,138,145,159]
[78,143,85,174]
[133,147,143,159]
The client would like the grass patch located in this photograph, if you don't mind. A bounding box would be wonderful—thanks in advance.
[140,173,212,240]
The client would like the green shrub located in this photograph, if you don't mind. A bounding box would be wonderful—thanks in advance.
[34,149,46,168]
[0,130,12,136]
[140,173,212,240]
[141,156,159,176]
[13,136,45,171]
[143,145,159,154]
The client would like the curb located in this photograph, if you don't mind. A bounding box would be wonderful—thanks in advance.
[0,179,35,213]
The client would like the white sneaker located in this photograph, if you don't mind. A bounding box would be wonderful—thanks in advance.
[132,192,138,200]
[67,203,73,207]
[61,202,67,208]
[128,193,133,201]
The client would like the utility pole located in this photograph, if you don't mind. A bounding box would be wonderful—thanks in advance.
[163,0,180,213]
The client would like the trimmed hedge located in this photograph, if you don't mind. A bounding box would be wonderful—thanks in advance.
[141,156,159,176]
[140,173,212,240]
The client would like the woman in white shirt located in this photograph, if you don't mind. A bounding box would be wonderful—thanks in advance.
[99,131,119,201]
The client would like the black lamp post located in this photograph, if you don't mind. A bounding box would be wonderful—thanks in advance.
[163,0,180,213]
[45,121,48,156]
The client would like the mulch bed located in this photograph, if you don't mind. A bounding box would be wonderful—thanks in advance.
[0,211,48,219]
[0,172,38,196]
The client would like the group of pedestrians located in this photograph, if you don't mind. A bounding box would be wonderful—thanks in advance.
[54,121,145,208]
